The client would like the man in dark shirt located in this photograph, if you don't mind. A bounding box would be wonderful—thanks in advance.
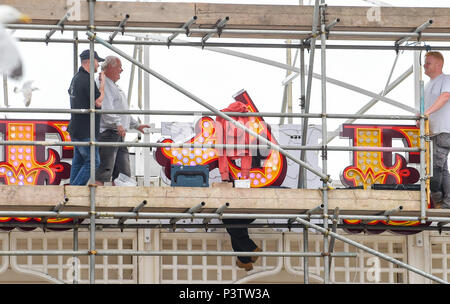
[68,49,105,185]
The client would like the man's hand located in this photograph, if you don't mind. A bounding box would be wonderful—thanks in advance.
[415,113,429,128]
[117,125,126,137]
[137,124,151,134]
[95,72,106,108]
[416,113,421,128]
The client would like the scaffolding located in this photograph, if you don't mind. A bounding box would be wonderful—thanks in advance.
[1,0,450,284]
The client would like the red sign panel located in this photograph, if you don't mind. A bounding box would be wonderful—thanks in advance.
[0,119,73,230]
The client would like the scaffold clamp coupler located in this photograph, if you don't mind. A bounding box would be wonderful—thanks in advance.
[87,30,96,40]
[394,42,400,54]
[320,175,330,183]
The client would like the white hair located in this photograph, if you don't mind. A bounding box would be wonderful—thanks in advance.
[101,56,120,71]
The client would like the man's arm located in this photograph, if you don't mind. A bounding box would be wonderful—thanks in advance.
[425,91,450,116]
[129,116,150,134]
[136,124,150,133]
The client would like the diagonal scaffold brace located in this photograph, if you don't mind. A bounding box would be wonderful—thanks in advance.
[295,216,448,284]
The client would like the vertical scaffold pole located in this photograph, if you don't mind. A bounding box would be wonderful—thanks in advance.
[73,31,79,75]
[420,80,427,223]
[298,43,306,188]
[2,75,8,111]
[143,44,151,186]
[319,2,330,284]
[303,226,309,284]
[88,0,97,284]
[286,40,293,125]
[73,225,79,284]
[299,0,312,273]
[299,0,320,188]
[127,41,139,106]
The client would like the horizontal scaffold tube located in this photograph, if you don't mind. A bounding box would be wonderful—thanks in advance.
[0,139,421,153]
[0,221,450,233]
[0,249,356,258]
[0,221,449,232]
[7,23,450,40]
[95,250,357,258]
[0,106,421,120]
[15,37,450,51]
[0,210,448,224]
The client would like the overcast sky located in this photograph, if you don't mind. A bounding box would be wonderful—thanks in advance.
[4,0,450,183]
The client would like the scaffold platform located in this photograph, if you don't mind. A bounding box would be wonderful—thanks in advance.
[0,184,446,217]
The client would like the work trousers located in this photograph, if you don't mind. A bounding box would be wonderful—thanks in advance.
[222,219,257,264]
[431,133,450,208]
[95,129,131,183]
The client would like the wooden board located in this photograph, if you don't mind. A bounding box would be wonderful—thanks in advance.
[0,184,428,216]
[3,1,450,40]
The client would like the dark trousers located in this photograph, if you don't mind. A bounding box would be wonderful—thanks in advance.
[222,219,257,264]
[431,133,450,208]
[95,129,131,182]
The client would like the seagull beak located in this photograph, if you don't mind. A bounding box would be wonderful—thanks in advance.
[19,14,32,23]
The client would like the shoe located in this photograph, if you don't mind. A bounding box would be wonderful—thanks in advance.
[251,247,262,263]
[236,259,253,271]
[434,202,444,209]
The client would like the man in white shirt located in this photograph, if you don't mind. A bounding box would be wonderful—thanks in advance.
[95,56,149,185]
[424,51,450,208]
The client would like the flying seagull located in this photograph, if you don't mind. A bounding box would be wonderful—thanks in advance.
[0,5,31,80]
[14,80,38,107]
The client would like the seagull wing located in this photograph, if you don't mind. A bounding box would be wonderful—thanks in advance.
[0,24,23,79]
[22,80,33,90]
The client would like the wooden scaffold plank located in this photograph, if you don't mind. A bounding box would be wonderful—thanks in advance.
[3,1,450,40]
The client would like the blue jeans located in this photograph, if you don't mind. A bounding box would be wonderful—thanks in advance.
[70,137,100,185]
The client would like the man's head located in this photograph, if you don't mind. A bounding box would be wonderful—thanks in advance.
[424,51,444,79]
[79,49,104,73]
[101,56,123,83]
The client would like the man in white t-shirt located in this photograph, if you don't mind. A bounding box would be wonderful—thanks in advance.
[424,51,450,208]
[95,56,149,185]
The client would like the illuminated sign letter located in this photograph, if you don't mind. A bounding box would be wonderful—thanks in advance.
[0,120,73,230]
[340,124,428,234]
[155,91,287,187]
[340,124,420,189]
